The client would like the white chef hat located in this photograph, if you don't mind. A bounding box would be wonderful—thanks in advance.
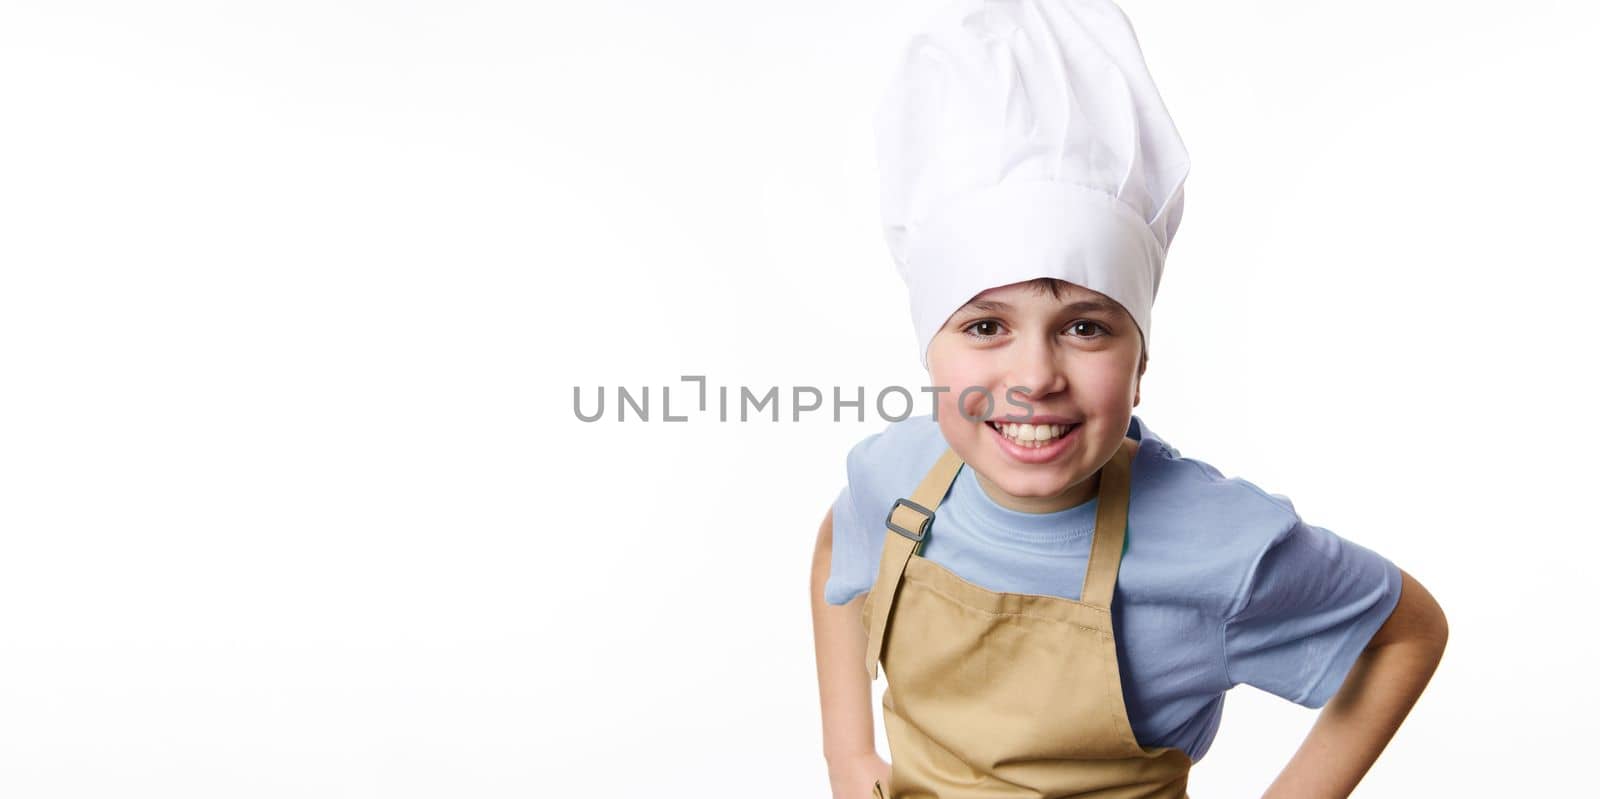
[875,0,1191,369]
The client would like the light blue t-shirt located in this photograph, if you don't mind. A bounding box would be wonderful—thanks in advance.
[825,413,1402,764]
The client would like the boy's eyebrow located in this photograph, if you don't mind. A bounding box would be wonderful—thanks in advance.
[959,298,1122,316]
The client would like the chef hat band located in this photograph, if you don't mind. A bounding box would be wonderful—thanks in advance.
[875,0,1190,369]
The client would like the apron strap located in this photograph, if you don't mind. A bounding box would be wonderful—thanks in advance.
[863,447,965,680]
[1081,437,1139,610]
[862,435,1140,676]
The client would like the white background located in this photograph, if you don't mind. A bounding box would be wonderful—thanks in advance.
[2,1,1596,796]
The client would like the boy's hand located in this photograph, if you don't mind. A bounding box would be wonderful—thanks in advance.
[827,751,891,799]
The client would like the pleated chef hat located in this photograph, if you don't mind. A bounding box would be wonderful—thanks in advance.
[875,0,1191,369]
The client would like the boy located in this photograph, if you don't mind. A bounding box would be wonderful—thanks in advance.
[809,1,1447,797]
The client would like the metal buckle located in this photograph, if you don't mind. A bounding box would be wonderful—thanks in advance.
[885,497,936,543]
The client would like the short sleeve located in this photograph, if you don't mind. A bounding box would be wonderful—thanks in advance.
[1222,519,1403,707]
[820,420,939,605]
[823,483,873,605]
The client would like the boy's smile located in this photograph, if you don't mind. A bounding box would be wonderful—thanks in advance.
[925,278,1146,515]
[982,416,1084,464]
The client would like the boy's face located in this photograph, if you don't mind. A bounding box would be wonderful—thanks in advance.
[926,279,1145,514]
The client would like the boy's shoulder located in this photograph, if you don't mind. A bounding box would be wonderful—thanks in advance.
[840,413,1304,545]
[1133,417,1289,501]
[838,414,949,517]
[834,414,1330,617]
[1131,417,1306,559]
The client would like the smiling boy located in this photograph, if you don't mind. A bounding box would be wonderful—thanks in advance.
[812,277,1449,797]
[808,1,1447,797]
[929,278,1146,514]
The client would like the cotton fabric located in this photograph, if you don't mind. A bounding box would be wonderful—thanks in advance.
[825,414,1402,763]
[875,0,1191,367]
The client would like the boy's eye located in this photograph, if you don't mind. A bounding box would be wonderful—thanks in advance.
[962,319,1109,341]
[1067,320,1110,338]
[963,320,1005,339]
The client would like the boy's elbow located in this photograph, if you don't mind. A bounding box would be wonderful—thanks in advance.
[1370,568,1449,657]
[1412,604,1448,667]
[1429,604,1449,661]
[1412,573,1449,656]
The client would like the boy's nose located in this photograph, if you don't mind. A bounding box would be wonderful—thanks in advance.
[1004,338,1067,403]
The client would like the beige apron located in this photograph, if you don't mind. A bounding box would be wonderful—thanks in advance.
[861,436,1191,799]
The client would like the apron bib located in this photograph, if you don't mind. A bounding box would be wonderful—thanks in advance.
[862,436,1192,799]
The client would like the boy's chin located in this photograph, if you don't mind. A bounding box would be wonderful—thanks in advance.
[969,445,1081,484]
[981,468,1080,499]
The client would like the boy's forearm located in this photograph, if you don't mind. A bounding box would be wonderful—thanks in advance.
[1263,569,1448,798]
[810,508,879,765]
[1262,638,1442,797]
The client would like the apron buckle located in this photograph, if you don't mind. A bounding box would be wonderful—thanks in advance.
[885,497,936,542]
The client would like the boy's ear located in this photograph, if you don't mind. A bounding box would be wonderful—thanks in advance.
[1133,353,1145,408]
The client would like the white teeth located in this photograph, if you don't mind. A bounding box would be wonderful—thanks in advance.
[989,421,1074,447]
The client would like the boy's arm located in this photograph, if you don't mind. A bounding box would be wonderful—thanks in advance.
[1262,567,1448,798]
[810,506,890,794]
